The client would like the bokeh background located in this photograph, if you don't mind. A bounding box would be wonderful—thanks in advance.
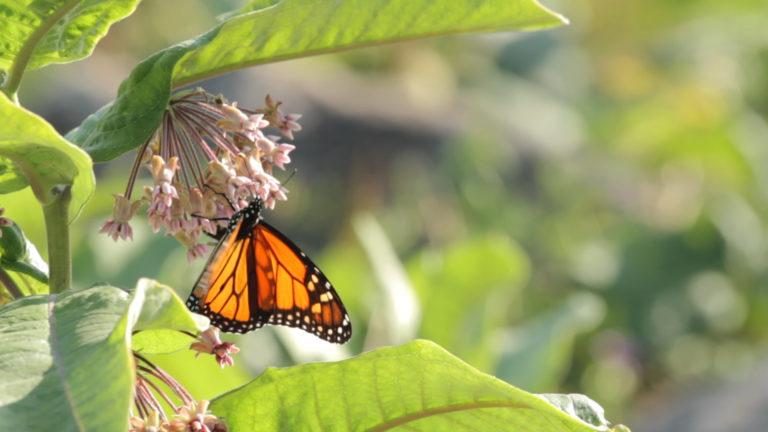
[6,1,768,430]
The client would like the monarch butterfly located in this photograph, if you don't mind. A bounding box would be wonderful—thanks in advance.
[186,198,352,343]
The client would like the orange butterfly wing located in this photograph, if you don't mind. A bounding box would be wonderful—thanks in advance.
[256,222,351,343]
[186,218,352,343]
[186,218,267,333]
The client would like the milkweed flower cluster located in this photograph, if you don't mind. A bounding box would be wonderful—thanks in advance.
[131,352,228,431]
[100,89,302,260]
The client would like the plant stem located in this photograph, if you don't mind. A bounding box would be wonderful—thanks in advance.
[43,186,71,294]
[2,0,81,99]
[0,267,23,300]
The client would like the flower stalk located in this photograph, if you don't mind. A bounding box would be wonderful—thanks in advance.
[0,267,23,300]
[131,351,228,431]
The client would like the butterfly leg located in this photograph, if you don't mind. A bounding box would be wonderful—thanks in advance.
[190,213,229,222]
[204,184,237,212]
[190,213,230,241]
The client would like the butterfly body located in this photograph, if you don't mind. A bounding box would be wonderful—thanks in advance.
[186,198,352,343]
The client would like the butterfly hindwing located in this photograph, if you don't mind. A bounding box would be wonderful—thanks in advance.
[255,222,352,343]
[186,203,352,343]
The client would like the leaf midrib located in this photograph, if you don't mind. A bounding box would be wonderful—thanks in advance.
[366,400,531,432]
[48,294,86,432]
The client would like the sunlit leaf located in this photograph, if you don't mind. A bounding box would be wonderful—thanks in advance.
[0,0,143,71]
[211,339,626,431]
[0,156,27,194]
[68,0,567,161]
[171,0,568,87]
[408,234,530,369]
[495,293,606,391]
[0,92,94,219]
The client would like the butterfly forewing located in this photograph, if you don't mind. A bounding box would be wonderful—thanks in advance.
[186,204,352,343]
[186,218,269,333]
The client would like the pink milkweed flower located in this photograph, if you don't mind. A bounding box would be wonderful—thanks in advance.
[190,327,241,368]
[278,113,302,140]
[128,410,165,432]
[170,400,227,432]
[271,143,295,170]
[217,102,269,142]
[174,230,209,262]
[260,94,303,140]
[99,194,144,241]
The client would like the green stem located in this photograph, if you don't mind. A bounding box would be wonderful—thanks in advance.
[43,186,71,294]
[0,267,23,300]
[2,0,81,99]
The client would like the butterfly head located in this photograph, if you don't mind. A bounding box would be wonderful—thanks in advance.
[245,196,263,216]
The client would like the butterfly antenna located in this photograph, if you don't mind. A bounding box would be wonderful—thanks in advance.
[204,184,237,211]
[283,168,298,187]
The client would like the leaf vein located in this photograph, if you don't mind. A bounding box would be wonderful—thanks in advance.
[366,401,531,432]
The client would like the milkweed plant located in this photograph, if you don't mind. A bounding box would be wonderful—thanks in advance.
[0,1,630,431]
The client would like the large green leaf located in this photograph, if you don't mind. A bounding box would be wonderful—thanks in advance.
[171,0,567,86]
[0,0,142,72]
[210,339,628,431]
[495,293,606,392]
[68,0,567,161]
[0,278,206,430]
[407,235,530,369]
[0,92,94,219]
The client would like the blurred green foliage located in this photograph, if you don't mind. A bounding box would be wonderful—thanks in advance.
[11,0,768,427]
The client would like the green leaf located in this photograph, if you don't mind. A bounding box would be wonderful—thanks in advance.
[171,0,568,87]
[0,278,206,430]
[0,221,49,285]
[0,92,94,219]
[0,0,142,71]
[130,278,209,354]
[0,285,132,431]
[210,339,624,431]
[66,44,197,161]
[407,235,530,369]
[495,293,606,391]
[0,156,28,194]
[68,0,568,161]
